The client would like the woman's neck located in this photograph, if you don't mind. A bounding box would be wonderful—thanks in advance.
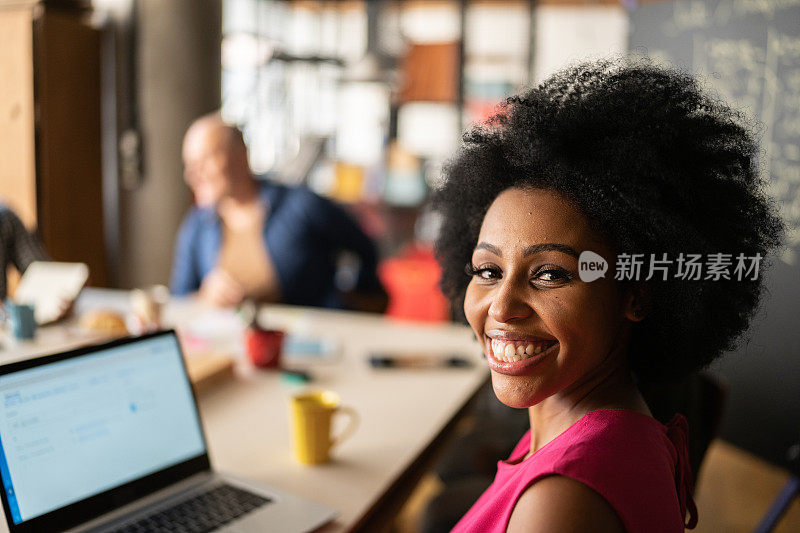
[525,360,649,457]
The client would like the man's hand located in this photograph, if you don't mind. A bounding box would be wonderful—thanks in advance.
[199,268,245,307]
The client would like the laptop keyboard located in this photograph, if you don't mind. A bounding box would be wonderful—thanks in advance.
[110,484,272,533]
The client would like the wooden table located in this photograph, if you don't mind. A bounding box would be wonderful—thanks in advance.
[0,289,488,532]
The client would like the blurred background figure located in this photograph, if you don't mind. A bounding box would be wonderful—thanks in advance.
[0,202,75,324]
[171,113,386,312]
[0,203,47,301]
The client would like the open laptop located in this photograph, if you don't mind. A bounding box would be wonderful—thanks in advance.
[0,330,336,533]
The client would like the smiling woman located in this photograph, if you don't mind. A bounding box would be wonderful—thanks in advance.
[465,188,638,412]
[433,58,784,533]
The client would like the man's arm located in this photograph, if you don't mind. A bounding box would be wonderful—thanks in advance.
[1,207,78,322]
[4,208,48,273]
[170,213,202,296]
[170,212,246,307]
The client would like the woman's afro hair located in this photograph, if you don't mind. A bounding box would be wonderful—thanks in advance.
[433,57,784,382]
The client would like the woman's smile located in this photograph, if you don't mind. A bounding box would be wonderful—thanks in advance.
[485,335,560,376]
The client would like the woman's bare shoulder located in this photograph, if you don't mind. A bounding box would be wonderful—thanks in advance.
[507,475,626,533]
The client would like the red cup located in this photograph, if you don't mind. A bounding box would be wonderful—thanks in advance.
[245,328,285,368]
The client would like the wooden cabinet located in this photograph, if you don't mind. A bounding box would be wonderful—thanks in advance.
[0,0,107,287]
[0,1,37,228]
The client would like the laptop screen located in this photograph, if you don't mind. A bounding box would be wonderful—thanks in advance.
[0,333,207,525]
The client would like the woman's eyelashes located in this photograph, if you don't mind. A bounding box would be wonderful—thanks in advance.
[534,266,574,285]
[466,263,574,286]
[465,263,501,280]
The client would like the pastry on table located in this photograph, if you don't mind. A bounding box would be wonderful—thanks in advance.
[79,309,129,337]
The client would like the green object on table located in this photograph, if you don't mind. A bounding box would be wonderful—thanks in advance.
[281,369,312,384]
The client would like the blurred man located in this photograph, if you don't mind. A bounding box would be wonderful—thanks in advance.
[0,203,47,300]
[171,113,387,312]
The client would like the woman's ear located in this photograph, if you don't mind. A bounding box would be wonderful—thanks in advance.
[624,283,651,322]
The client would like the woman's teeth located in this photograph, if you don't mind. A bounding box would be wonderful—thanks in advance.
[490,339,556,362]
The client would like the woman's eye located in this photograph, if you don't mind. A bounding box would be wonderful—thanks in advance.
[478,268,500,280]
[465,263,571,286]
[533,267,573,285]
[466,264,501,281]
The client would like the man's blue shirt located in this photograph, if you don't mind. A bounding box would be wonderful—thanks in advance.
[170,181,382,308]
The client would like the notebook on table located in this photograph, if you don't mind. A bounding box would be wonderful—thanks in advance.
[0,330,336,533]
[14,261,89,324]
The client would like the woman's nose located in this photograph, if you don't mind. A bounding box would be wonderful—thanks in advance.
[487,279,533,323]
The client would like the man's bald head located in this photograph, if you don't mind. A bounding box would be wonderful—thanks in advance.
[182,113,253,207]
[183,113,245,155]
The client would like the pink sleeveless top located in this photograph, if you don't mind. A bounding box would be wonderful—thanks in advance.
[451,409,698,532]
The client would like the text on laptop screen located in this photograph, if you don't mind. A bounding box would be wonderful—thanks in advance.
[0,335,206,524]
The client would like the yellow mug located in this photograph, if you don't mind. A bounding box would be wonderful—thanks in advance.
[289,391,359,465]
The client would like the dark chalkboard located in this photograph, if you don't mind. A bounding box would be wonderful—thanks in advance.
[629,0,800,469]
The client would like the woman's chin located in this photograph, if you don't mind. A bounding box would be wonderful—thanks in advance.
[490,372,548,409]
